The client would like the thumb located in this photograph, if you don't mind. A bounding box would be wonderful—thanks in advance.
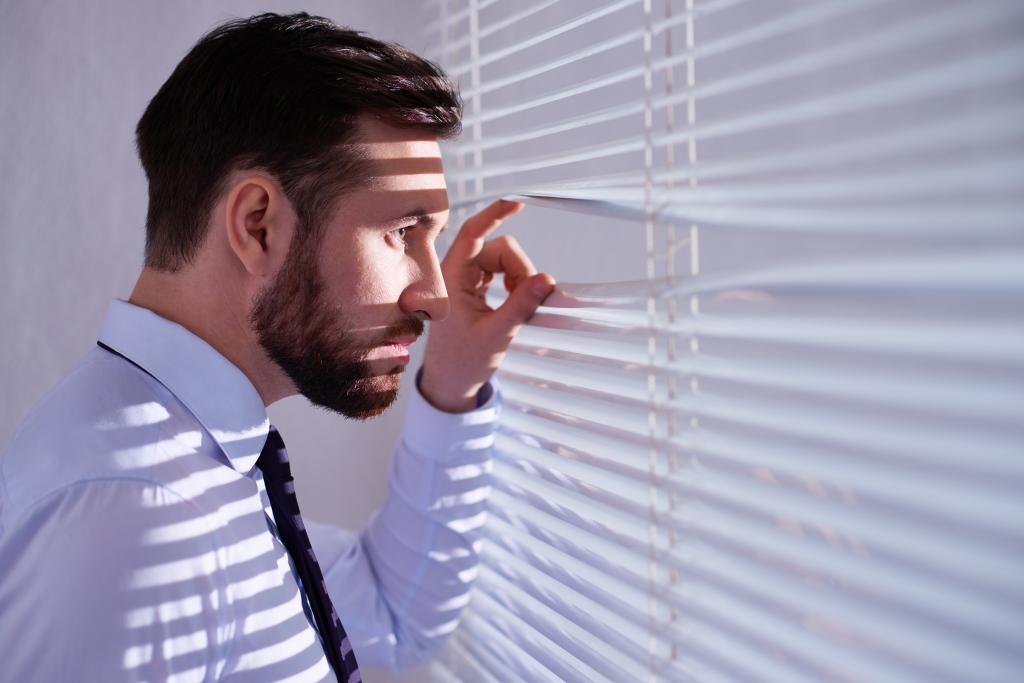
[494,272,555,328]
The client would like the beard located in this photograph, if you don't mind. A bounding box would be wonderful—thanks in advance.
[249,235,424,419]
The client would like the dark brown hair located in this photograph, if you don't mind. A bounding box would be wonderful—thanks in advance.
[135,12,462,271]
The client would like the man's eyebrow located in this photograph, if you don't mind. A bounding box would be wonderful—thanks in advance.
[389,209,448,232]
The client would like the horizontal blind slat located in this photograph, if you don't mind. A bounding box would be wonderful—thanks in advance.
[498,367,1024,471]
[422,0,499,35]
[504,340,1023,425]
[430,0,1024,680]
[479,536,685,674]
[447,0,640,77]
[488,483,1019,650]
[471,579,626,682]
[484,502,1013,678]
[457,614,568,683]
[463,29,644,99]
[510,308,1024,361]
[493,437,1023,595]
[481,515,907,683]
[449,98,1024,210]
[653,43,1024,151]
[650,2,1011,113]
[498,406,1024,540]
[449,134,646,181]
[474,562,801,683]
[427,0,563,56]
[498,406,1024,539]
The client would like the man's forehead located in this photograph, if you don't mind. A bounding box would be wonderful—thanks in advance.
[349,116,449,212]
[363,153,445,184]
[356,116,442,157]
[362,154,447,197]
[361,138,441,161]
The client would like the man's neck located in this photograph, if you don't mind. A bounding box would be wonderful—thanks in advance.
[128,268,292,406]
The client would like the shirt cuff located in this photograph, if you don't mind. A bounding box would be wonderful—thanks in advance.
[404,368,500,464]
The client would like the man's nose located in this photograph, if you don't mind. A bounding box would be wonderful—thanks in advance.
[399,254,450,322]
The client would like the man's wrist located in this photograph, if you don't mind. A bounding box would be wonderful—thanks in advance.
[417,368,484,413]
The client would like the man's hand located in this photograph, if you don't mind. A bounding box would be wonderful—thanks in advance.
[420,199,555,412]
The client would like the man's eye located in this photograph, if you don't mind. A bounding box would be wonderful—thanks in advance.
[388,226,411,244]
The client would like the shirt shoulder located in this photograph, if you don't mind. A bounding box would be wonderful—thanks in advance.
[0,343,330,681]
[1,347,233,528]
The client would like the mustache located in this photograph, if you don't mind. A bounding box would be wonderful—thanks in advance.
[377,316,425,343]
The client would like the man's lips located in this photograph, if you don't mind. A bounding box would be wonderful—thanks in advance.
[382,337,417,347]
[377,337,418,364]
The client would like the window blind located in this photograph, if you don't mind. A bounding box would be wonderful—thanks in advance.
[420,1,1024,681]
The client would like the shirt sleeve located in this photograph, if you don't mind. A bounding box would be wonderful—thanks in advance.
[308,376,500,672]
[0,478,232,682]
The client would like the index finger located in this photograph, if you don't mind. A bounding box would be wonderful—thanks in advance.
[448,199,524,260]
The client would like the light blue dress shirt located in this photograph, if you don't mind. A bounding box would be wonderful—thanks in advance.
[0,299,498,682]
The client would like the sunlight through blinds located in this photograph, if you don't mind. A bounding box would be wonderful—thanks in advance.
[421,1,1024,681]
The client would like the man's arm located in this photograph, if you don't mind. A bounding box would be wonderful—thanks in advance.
[308,199,553,671]
[309,377,500,671]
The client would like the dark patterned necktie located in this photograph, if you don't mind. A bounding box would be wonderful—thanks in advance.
[258,425,360,683]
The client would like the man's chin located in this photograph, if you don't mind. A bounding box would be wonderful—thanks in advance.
[306,372,403,420]
[342,402,394,420]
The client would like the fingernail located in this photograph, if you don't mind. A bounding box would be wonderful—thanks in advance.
[532,281,552,297]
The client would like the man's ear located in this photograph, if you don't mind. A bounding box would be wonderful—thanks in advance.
[222,173,294,277]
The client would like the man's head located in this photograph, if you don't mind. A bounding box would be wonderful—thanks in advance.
[134,13,461,418]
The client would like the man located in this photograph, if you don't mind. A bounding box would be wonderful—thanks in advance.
[0,13,554,682]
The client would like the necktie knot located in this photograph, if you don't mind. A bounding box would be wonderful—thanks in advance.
[257,425,292,483]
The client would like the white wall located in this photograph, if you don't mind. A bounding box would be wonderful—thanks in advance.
[0,2,433,681]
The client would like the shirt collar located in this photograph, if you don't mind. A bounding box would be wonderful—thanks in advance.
[97,299,269,475]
